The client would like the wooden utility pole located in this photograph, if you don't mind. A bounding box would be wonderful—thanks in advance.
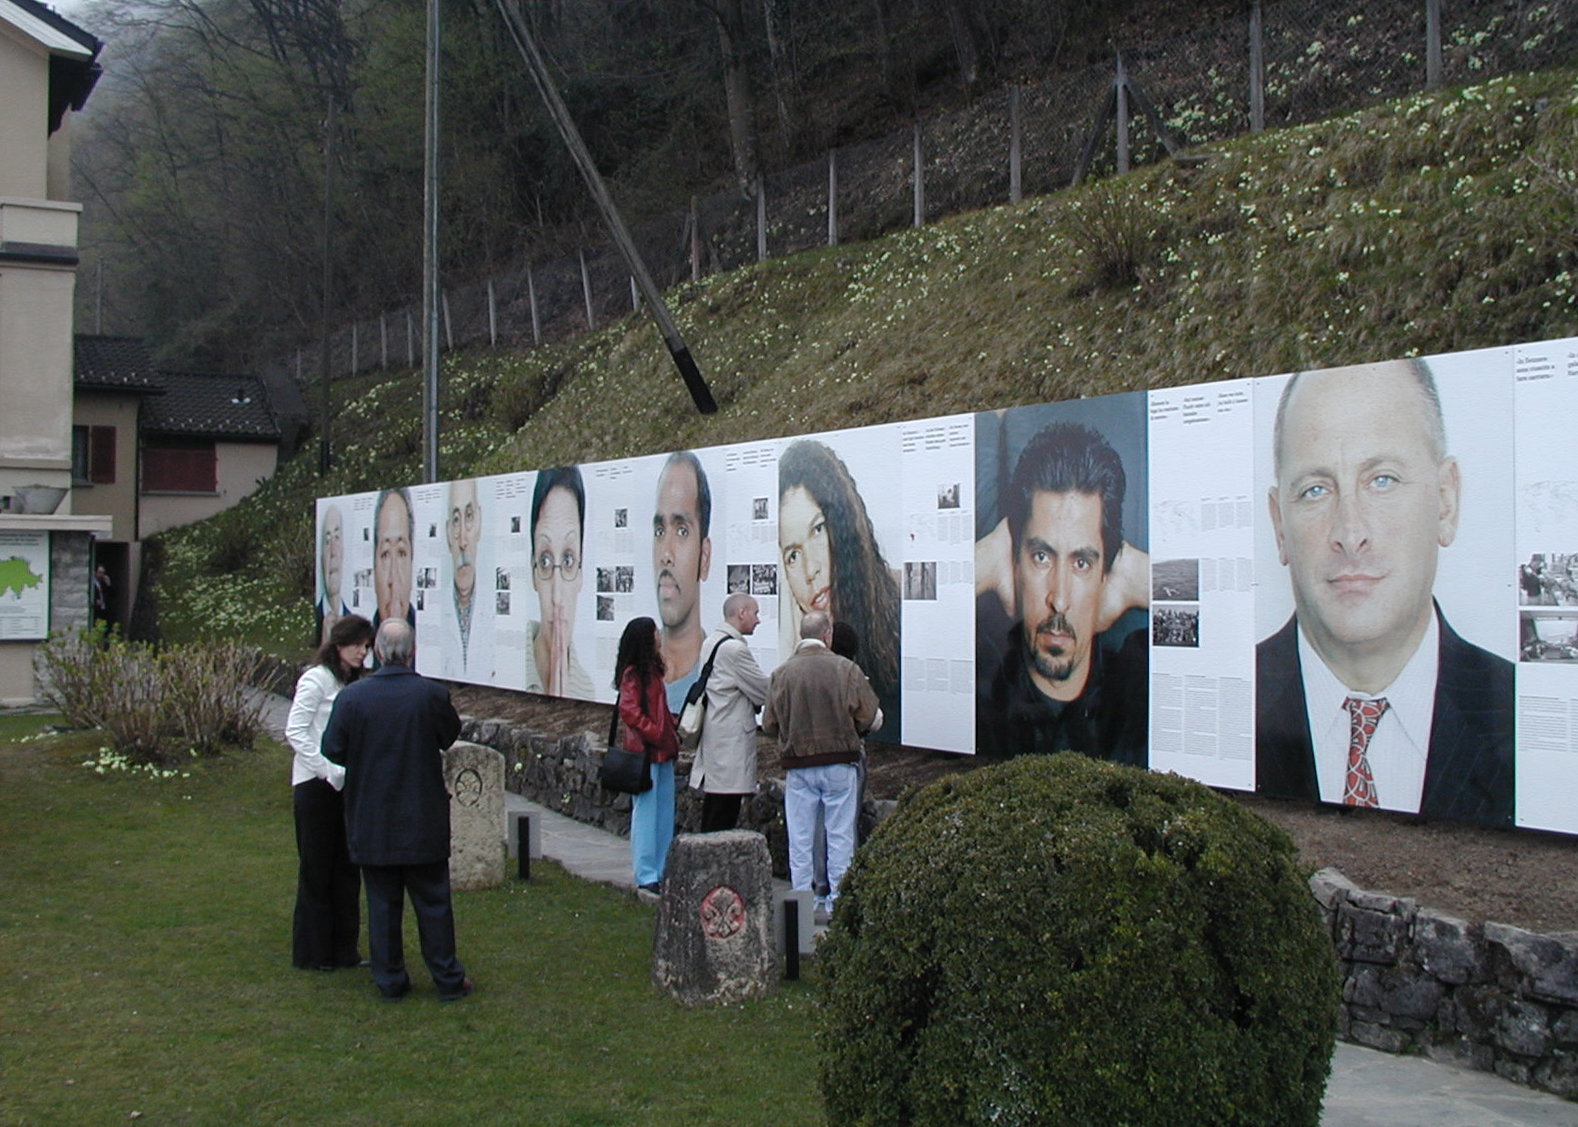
[491,0,717,413]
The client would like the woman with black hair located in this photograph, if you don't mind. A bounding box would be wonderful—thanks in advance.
[778,439,901,736]
[286,613,375,970]
[614,616,680,892]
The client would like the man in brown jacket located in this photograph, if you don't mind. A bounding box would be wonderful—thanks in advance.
[761,609,879,922]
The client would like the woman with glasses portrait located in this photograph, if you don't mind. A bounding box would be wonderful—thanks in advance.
[524,467,597,699]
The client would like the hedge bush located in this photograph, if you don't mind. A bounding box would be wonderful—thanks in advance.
[818,754,1339,1127]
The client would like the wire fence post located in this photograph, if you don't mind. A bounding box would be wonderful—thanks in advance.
[1115,54,1130,175]
[1426,0,1443,88]
[442,290,453,351]
[913,121,925,227]
[580,249,595,330]
[380,313,388,368]
[528,262,542,346]
[406,309,415,367]
[827,150,839,247]
[755,176,767,262]
[690,196,701,282]
[1009,85,1022,204]
[351,322,359,375]
[487,278,497,346]
[1249,0,1265,133]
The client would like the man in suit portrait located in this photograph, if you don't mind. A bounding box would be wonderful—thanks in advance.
[1256,359,1513,825]
[323,618,473,1000]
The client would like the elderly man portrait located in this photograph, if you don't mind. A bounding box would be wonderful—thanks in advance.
[438,478,493,681]
[974,416,1150,764]
[322,619,472,1001]
[689,592,770,832]
[652,451,713,712]
[317,503,347,645]
[762,609,878,923]
[372,486,416,633]
[1256,359,1513,824]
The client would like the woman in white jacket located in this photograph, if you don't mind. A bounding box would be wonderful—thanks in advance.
[286,613,374,970]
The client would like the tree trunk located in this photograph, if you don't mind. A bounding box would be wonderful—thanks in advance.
[712,0,760,195]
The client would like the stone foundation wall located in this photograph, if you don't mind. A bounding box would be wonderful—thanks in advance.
[1313,867,1578,1100]
[462,714,1578,1103]
[459,716,893,882]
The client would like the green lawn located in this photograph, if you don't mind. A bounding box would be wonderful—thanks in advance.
[0,714,822,1126]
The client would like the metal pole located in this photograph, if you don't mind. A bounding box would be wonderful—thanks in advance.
[421,0,441,483]
[487,278,497,346]
[579,249,595,331]
[517,815,531,881]
[912,121,924,227]
[319,94,336,475]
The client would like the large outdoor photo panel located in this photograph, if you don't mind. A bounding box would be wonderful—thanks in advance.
[1513,336,1578,834]
[771,425,907,744]
[1145,381,1256,791]
[1251,351,1517,827]
[972,394,1149,766]
[310,331,1578,837]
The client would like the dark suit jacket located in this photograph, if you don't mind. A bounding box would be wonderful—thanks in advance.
[322,663,463,866]
[1255,606,1513,826]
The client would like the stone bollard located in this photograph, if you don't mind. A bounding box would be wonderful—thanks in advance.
[445,741,506,891]
[652,830,777,1007]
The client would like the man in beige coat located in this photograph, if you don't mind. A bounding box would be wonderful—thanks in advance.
[690,592,770,832]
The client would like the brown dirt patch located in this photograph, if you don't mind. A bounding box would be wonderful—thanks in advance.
[452,686,1578,935]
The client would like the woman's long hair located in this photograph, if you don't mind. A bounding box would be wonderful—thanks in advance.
[779,440,900,700]
[313,614,375,685]
[613,616,665,690]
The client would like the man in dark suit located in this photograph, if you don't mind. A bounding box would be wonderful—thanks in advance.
[323,618,472,1000]
[1256,359,1513,825]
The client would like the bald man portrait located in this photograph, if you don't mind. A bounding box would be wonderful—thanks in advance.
[1255,359,1513,825]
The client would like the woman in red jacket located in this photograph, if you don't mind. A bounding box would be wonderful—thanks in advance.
[615,616,679,893]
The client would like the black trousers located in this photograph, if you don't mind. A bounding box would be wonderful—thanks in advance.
[361,860,467,997]
[292,779,362,969]
[700,792,745,833]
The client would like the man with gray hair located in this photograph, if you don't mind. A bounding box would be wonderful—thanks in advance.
[761,609,879,922]
[1256,358,1512,824]
[689,592,770,832]
[323,618,472,1000]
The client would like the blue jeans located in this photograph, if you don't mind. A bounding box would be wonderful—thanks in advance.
[630,759,676,887]
[785,763,858,904]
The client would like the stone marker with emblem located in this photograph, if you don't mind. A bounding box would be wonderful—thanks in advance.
[444,741,506,891]
[652,830,777,1006]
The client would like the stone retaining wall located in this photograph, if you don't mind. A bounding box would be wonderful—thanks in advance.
[1313,867,1578,1100]
[458,716,894,882]
[462,714,1578,1103]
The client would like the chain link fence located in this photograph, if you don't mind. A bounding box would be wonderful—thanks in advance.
[265,0,1578,433]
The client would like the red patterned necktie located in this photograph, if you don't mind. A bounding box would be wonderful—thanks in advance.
[1342,696,1388,808]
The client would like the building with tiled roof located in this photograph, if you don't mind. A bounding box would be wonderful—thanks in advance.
[0,0,110,702]
[73,335,162,391]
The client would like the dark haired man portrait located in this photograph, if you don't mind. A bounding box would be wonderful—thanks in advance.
[652,451,713,712]
[1256,359,1513,824]
[975,416,1150,764]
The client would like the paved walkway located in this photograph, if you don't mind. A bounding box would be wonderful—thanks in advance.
[259,691,1578,1126]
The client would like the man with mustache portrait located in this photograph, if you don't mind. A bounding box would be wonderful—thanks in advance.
[1255,360,1513,824]
[434,478,493,682]
[974,418,1150,764]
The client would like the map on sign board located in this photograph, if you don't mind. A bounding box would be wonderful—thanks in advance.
[0,532,49,640]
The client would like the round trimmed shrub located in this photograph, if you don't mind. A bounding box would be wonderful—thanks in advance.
[818,754,1339,1127]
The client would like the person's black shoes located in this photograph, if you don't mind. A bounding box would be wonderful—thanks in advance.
[439,978,475,1002]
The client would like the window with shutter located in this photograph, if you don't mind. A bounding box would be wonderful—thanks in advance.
[89,426,116,484]
[142,441,217,493]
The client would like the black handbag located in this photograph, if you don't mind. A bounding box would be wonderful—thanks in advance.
[598,695,653,794]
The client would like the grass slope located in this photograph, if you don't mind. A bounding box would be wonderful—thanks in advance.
[157,67,1578,655]
[0,715,821,1127]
